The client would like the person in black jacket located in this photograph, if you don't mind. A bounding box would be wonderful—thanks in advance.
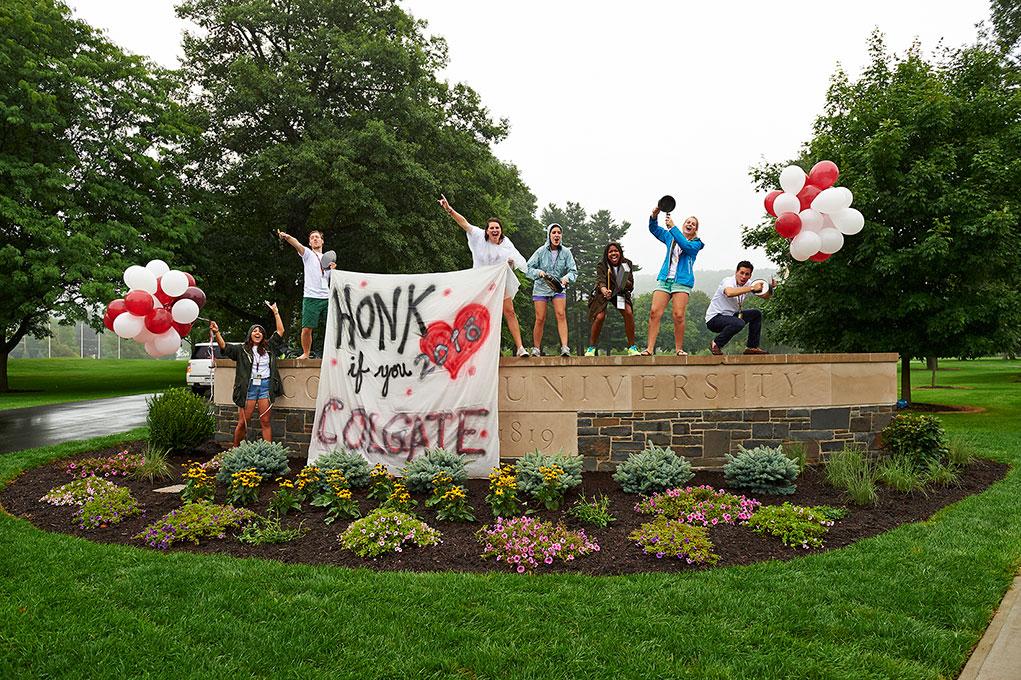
[585,242,640,356]
[210,302,285,446]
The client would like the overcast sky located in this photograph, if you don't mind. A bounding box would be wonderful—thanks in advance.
[68,0,989,272]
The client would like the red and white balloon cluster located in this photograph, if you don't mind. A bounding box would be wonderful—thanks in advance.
[764,161,864,263]
[103,260,208,357]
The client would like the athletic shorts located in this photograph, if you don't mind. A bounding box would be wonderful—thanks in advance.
[532,293,567,302]
[655,279,693,295]
[301,296,329,328]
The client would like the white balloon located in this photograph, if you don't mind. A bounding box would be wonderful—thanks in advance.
[830,207,865,235]
[123,265,157,294]
[150,293,164,310]
[779,165,806,195]
[819,228,845,254]
[144,341,162,358]
[146,259,170,278]
[773,192,801,216]
[798,209,824,232]
[172,298,200,324]
[113,312,145,339]
[161,270,189,297]
[811,187,854,214]
[134,327,155,344]
[790,231,822,262]
[153,328,181,355]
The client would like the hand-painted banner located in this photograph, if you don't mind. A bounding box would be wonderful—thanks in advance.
[307,263,507,477]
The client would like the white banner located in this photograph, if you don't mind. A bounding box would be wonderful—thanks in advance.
[307,264,507,477]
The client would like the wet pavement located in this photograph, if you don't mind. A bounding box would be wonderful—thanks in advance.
[0,394,153,454]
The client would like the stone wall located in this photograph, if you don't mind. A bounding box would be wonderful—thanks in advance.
[577,405,895,472]
[213,404,315,453]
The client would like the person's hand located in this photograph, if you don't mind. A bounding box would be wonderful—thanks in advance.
[276,230,287,241]
[652,207,661,218]
[328,262,337,269]
[601,286,612,299]
[266,301,278,314]
[438,194,453,214]
[507,257,515,268]
[560,276,568,287]
[751,281,764,293]
[209,320,219,334]
[665,216,675,228]
[537,270,546,278]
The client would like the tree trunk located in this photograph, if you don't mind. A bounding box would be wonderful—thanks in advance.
[927,356,938,387]
[901,355,912,404]
[0,348,8,393]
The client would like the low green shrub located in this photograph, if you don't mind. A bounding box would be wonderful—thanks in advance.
[76,486,141,529]
[146,387,215,452]
[515,451,583,495]
[216,441,290,484]
[824,448,878,505]
[948,436,977,466]
[629,517,718,565]
[237,516,308,545]
[135,501,256,550]
[723,445,799,495]
[567,494,616,528]
[339,508,441,557]
[486,464,522,519]
[268,479,303,517]
[875,456,926,493]
[882,413,949,469]
[313,449,371,488]
[783,442,808,471]
[401,449,467,494]
[225,468,261,507]
[746,503,838,549]
[133,443,173,484]
[612,445,694,495]
[924,460,961,486]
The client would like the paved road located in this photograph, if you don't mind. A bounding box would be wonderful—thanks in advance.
[0,393,153,454]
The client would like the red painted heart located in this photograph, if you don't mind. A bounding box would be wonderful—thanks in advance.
[420,303,491,379]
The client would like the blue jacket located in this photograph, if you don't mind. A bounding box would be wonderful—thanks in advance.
[649,216,704,286]
[527,225,578,297]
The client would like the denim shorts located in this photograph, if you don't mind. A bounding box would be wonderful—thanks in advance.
[655,279,693,295]
[246,380,271,401]
[532,293,567,302]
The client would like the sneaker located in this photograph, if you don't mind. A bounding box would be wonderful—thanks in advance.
[530,347,541,357]
[710,341,724,356]
[516,346,529,358]
[743,347,769,355]
[626,345,641,356]
[584,346,596,357]
[560,346,571,357]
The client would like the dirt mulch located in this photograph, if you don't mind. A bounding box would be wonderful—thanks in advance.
[0,441,1008,576]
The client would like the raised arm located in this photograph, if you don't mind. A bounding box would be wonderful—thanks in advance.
[276,230,305,256]
[438,194,471,233]
[648,211,668,244]
[267,302,284,337]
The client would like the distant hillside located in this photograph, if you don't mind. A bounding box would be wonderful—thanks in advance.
[634,268,778,297]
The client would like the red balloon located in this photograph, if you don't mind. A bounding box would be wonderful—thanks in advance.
[154,279,174,306]
[103,311,115,332]
[797,184,822,211]
[124,289,154,317]
[809,252,831,262]
[145,308,173,334]
[807,160,839,189]
[171,321,193,337]
[775,212,802,239]
[764,190,783,217]
[179,286,206,309]
[107,298,127,318]
[184,272,196,287]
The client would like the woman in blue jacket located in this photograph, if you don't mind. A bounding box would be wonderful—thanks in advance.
[642,206,704,355]
[526,223,577,356]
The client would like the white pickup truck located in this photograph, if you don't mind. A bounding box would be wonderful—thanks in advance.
[186,342,223,398]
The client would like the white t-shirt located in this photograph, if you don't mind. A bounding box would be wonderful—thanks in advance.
[300,248,330,299]
[465,224,527,299]
[251,349,270,379]
[705,275,748,322]
[666,243,682,280]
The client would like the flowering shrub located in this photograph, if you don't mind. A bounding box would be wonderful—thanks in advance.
[531,464,569,510]
[635,485,761,527]
[435,485,476,523]
[76,486,141,529]
[567,493,616,528]
[294,466,328,500]
[65,450,145,478]
[515,451,582,495]
[381,481,417,513]
[225,467,261,507]
[629,517,718,565]
[486,464,521,518]
[477,516,600,573]
[339,508,441,558]
[134,501,256,550]
[314,449,372,488]
[366,464,396,501]
[425,470,455,508]
[41,477,121,506]
[181,461,216,503]
[746,502,839,549]
[268,479,302,517]
[310,469,361,524]
[613,445,694,495]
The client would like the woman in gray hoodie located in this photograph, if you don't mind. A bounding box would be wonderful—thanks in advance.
[526,223,577,356]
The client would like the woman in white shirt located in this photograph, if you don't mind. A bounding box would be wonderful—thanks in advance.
[439,195,530,357]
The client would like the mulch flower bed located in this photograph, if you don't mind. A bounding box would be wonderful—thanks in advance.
[0,440,1008,576]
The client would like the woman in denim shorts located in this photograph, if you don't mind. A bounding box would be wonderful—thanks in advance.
[643,206,704,355]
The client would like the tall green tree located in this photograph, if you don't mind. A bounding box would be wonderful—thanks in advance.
[176,0,538,345]
[990,0,1021,56]
[0,0,197,390]
[746,33,1021,402]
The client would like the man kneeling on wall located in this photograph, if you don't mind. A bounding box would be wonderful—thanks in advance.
[704,260,774,355]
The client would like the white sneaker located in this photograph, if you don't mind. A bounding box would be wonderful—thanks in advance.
[530,347,540,357]
[560,346,570,357]
[516,346,529,358]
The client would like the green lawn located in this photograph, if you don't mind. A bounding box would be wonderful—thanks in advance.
[0,358,187,411]
[1,360,1019,678]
